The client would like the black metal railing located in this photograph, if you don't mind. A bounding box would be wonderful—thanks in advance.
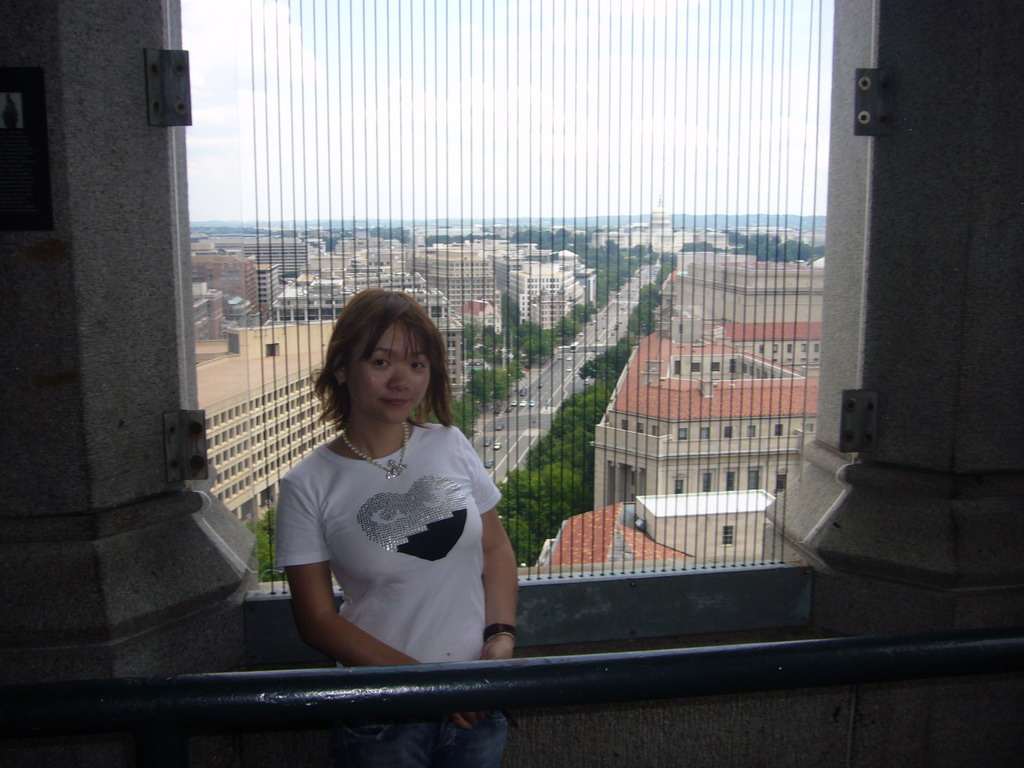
[2,626,1023,767]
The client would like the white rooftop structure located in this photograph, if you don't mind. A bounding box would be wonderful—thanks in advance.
[634,490,777,564]
[637,490,775,519]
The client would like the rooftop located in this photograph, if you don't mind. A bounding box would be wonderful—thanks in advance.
[722,321,822,342]
[196,347,321,407]
[610,335,818,420]
[458,299,497,316]
[544,503,691,567]
[637,490,776,519]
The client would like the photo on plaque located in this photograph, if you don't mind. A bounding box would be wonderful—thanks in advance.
[2,92,23,129]
[0,68,52,230]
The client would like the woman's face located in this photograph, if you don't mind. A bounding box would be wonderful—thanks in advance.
[336,322,430,431]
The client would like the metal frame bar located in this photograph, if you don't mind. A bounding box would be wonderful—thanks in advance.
[2,626,1023,767]
[244,565,814,666]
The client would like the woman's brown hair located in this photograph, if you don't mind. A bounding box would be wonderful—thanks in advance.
[314,289,453,430]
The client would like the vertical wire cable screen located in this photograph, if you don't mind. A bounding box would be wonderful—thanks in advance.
[189,0,831,585]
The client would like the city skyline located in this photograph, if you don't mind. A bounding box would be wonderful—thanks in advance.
[188,212,828,229]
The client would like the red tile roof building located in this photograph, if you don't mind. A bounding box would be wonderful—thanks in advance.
[591,333,817,510]
[538,503,691,572]
[720,321,823,372]
[457,299,503,334]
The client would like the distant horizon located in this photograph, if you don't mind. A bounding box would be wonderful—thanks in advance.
[189,212,827,231]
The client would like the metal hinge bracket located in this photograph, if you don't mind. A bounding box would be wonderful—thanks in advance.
[145,49,192,126]
[854,68,893,136]
[163,410,209,482]
[839,390,879,452]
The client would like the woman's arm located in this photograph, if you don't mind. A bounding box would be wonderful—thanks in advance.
[479,508,518,660]
[284,562,418,667]
[287,558,490,729]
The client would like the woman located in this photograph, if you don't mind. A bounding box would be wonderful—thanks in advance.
[275,288,518,767]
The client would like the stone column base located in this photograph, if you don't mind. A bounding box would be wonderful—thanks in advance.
[0,491,255,685]
[774,441,1024,636]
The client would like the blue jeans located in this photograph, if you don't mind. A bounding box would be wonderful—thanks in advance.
[331,711,508,768]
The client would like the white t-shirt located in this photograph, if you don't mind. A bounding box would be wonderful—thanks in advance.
[275,423,501,663]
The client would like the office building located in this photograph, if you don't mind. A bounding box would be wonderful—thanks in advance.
[592,333,816,509]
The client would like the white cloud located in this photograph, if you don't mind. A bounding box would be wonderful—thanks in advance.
[183,0,832,223]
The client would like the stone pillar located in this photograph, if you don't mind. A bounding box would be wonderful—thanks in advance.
[780,0,1024,634]
[0,0,253,685]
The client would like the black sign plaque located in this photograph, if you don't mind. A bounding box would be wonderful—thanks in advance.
[0,68,53,231]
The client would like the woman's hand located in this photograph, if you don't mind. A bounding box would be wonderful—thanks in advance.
[480,633,515,661]
[449,711,486,730]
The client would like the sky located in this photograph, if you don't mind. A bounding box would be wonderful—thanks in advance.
[182,0,833,224]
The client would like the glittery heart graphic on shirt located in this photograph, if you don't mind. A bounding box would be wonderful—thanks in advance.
[357,476,468,561]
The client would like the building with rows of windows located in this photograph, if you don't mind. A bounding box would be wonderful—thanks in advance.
[196,323,337,520]
[671,251,825,325]
[198,293,465,521]
[592,333,816,510]
[581,206,822,562]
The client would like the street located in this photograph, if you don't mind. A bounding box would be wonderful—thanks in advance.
[471,267,656,483]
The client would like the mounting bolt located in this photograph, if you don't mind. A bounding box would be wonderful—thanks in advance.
[164,410,209,482]
[839,390,879,452]
[854,67,893,136]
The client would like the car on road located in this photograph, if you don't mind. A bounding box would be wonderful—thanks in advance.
[505,405,514,413]
[529,399,536,407]
[484,459,495,468]
[494,424,504,430]
[483,438,492,446]
[492,442,502,450]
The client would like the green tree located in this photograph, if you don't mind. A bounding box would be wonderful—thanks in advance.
[682,240,724,252]
[247,507,284,583]
[500,292,519,328]
[725,229,824,263]
[462,320,482,352]
[584,240,636,299]
[450,398,477,437]
[579,338,634,385]
[466,367,492,405]
[526,383,611,490]
[516,321,555,364]
[578,357,598,381]
[501,361,526,403]
[480,325,502,365]
[369,226,411,244]
[498,464,590,565]
[627,283,661,338]
[554,314,581,343]
[467,366,514,407]
[554,303,595,344]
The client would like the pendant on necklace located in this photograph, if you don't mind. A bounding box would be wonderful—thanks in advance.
[385,459,406,479]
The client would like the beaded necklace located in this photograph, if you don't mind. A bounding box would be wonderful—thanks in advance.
[341,422,410,479]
